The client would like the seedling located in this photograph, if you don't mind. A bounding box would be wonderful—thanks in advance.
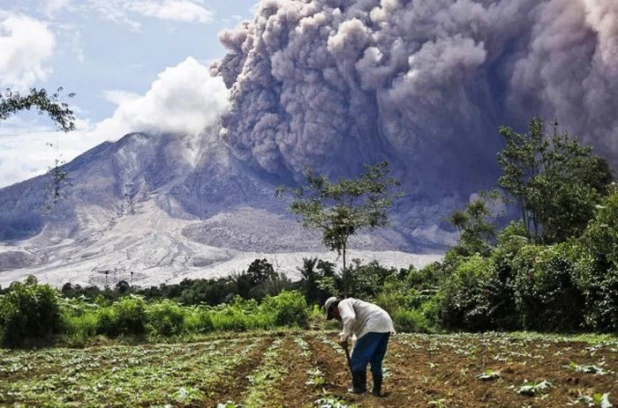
[569,392,613,408]
[565,362,608,375]
[428,398,448,407]
[315,396,352,408]
[217,402,243,408]
[172,386,203,403]
[477,369,501,381]
[306,368,325,386]
[295,337,312,357]
[515,380,552,396]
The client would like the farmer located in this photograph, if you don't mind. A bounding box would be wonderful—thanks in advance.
[324,296,394,397]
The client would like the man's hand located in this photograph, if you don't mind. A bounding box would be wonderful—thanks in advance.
[339,339,349,350]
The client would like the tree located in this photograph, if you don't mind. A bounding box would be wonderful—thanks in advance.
[447,190,501,257]
[246,258,277,286]
[0,87,75,132]
[297,257,338,304]
[0,87,76,209]
[497,118,613,244]
[277,162,403,297]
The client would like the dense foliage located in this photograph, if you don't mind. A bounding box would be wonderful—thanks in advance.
[0,276,64,346]
[436,119,616,333]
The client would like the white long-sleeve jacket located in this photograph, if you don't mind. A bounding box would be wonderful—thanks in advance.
[338,298,395,342]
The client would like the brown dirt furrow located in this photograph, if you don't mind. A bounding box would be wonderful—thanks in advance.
[304,335,372,406]
[268,335,317,408]
[197,336,273,408]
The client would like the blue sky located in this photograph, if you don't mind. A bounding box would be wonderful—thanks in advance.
[0,0,258,187]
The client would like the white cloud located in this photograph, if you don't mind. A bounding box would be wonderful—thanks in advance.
[86,1,141,31]
[96,56,229,137]
[0,14,55,90]
[42,0,72,17]
[0,57,229,187]
[102,89,141,105]
[85,0,214,29]
[129,0,213,24]
[56,24,85,63]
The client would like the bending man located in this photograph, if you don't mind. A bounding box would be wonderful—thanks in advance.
[325,297,394,396]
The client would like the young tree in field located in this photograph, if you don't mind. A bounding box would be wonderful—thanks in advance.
[448,190,501,257]
[277,162,403,297]
[497,118,613,244]
[0,87,76,208]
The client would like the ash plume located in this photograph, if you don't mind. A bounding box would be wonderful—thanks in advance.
[211,0,618,233]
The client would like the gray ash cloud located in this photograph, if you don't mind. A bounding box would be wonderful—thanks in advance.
[211,0,618,220]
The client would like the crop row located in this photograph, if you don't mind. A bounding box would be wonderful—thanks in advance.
[0,338,259,407]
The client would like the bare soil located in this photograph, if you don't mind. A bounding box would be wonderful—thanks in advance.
[264,333,618,408]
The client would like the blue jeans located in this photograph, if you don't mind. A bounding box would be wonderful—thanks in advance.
[350,332,390,375]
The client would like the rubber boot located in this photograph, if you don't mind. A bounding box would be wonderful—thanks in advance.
[348,370,367,393]
[371,373,383,397]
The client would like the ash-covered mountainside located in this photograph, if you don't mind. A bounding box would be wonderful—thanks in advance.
[0,130,427,287]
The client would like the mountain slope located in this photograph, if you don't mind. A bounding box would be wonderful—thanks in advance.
[0,130,442,288]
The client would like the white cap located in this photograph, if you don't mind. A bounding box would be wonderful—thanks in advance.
[324,296,339,318]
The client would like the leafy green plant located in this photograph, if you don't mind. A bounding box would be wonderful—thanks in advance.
[315,396,354,408]
[95,295,148,337]
[515,380,552,396]
[565,361,608,375]
[512,243,584,331]
[147,299,186,336]
[393,307,431,333]
[217,402,243,408]
[569,392,613,408]
[172,386,204,403]
[261,290,308,327]
[294,336,312,357]
[306,368,325,386]
[477,369,501,381]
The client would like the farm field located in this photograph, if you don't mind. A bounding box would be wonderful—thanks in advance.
[1,332,618,407]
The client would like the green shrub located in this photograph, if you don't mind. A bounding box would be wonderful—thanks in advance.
[64,311,98,346]
[438,254,495,331]
[483,226,527,331]
[261,290,308,328]
[575,253,618,332]
[374,274,425,316]
[113,295,147,335]
[185,307,214,333]
[393,308,431,333]
[576,186,618,332]
[0,276,63,347]
[147,300,186,336]
[211,307,253,332]
[96,307,118,336]
[95,295,147,337]
[512,243,584,332]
